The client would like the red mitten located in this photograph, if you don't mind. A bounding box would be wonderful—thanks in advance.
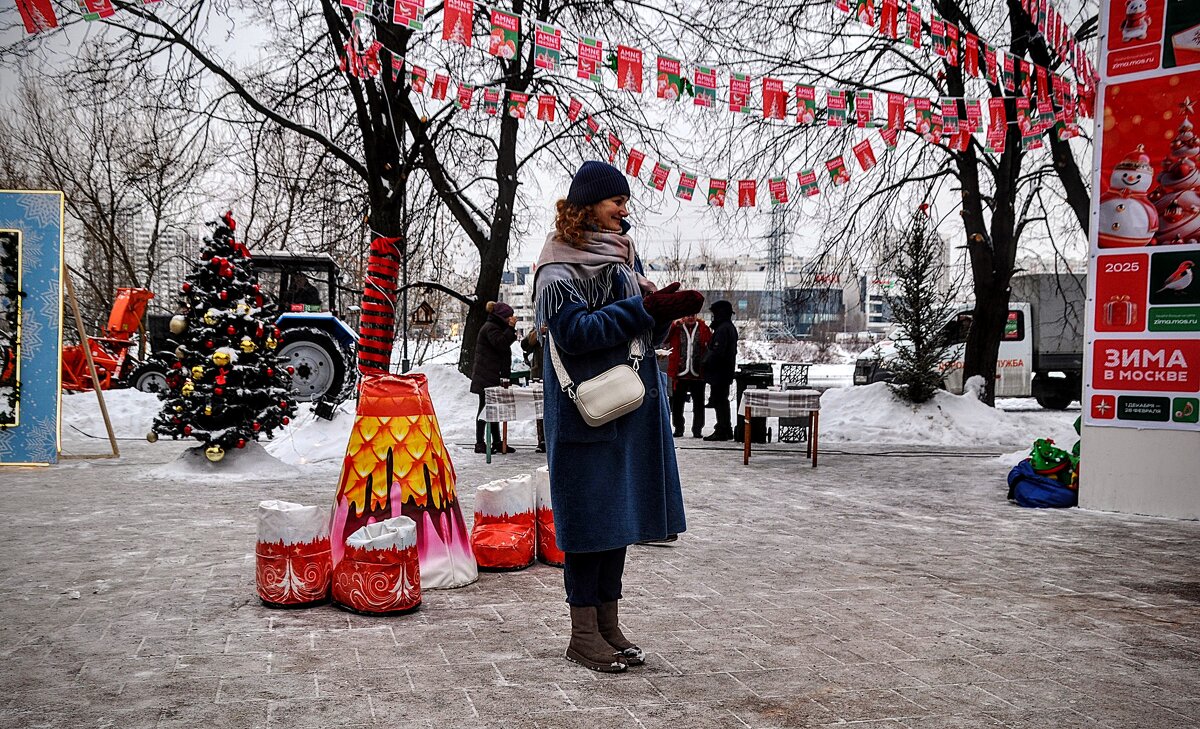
[643,282,705,324]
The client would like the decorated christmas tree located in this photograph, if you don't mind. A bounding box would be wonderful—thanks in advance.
[1150,100,1200,246]
[149,212,296,462]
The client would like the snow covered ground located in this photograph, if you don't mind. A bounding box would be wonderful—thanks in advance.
[62,366,1075,474]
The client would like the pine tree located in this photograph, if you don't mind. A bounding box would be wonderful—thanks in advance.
[885,208,960,404]
[149,212,297,462]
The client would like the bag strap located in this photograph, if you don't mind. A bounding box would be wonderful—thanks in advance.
[547,332,644,400]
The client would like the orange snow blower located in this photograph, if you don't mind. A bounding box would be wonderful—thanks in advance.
[61,287,155,391]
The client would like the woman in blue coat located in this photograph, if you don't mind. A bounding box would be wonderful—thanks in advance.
[533,161,704,673]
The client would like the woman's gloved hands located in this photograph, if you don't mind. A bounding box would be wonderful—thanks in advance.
[642,282,705,324]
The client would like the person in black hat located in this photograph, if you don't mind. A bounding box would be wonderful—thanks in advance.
[533,160,704,674]
[703,299,738,441]
[470,300,518,454]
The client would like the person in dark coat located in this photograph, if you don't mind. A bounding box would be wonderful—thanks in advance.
[470,300,518,454]
[534,160,703,673]
[703,299,738,441]
[666,314,711,438]
[520,326,547,452]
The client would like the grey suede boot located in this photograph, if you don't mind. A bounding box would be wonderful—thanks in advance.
[597,601,645,666]
[566,606,628,673]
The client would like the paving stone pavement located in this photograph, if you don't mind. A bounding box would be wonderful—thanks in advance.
[2,437,1199,728]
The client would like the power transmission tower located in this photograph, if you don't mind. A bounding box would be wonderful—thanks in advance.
[764,206,793,340]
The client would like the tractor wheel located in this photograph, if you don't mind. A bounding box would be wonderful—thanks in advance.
[130,361,169,393]
[276,327,348,403]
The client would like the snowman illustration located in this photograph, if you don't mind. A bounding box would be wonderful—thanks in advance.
[1098,146,1160,248]
[1121,0,1151,43]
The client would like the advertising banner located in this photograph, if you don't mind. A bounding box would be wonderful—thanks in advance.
[1087,0,1200,431]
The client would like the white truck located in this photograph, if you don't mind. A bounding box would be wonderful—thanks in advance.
[852,273,1086,409]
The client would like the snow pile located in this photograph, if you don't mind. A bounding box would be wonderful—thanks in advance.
[819,382,1078,448]
[62,389,160,440]
[150,442,299,482]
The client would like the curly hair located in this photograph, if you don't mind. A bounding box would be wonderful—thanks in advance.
[554,199,598,249]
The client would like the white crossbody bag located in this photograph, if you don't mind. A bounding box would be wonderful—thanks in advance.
[547,333,645,427]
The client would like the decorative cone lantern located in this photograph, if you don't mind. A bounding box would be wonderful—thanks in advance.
[470,474,536,570]
[534,466,564,567]
[331,374,477,588]
[255,500,332,607]
[332,516,422,615]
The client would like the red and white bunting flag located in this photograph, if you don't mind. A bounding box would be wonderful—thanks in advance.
[506,91,529,119]
[487,9,519,58]
[880,0,899,37]
[391,57,403,83]
[879,127,899,149]
[945,24,959,67]
[695,66,718,109]
[410,65,427,94]
[432,72,449,100]
[985,45,999,84]
[856,91,874,128]
[906,2,922,47]
[567,97,583,122]
[482,87,501,116]
[797,169,819,197]
[796,85,817,124]
[584,115,599,140]
[737,180,757,207]
[826,156,851,186]
[657,56,683,101]
[17,0,58,33]
[986,97,1007,153]
[537,94,557,121]
[707,178,728,207]
[965,99,982,132]
[676,173,697,201]
[650,162,670,191]
[730,72,751,113]
[442,0,473,46]
[768,176,789,204]
[852,140,877,171]
[340,0,366,12]
[617,46,643,92]
[931,17,946,58]
[457,83,473,110]
[392,0,424,29]
[763,78,787,120]
[887,93,907,129]
[607,133,622,163]
[964,33,979,77]
[626,149,645,177]
[577,37,603,82]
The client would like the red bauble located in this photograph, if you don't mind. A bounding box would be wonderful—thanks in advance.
[219,291,229,301]
[172,416,181,424]
[226,325,236,335]
[266,368,274,377]
[286,366,295,375]
[281,416,290,425]
[256,325,264,337]
[237,438,247,448]
[183,425,192,435]
[214,387,224,396]
[252,421,261,431]
[181,282,191,293]
[204,340,214,349]
[171,362,183,370]
[279,400,288,409]
[273,327,281,338]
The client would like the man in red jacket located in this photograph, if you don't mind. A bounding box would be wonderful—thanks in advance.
[666,314,712,438]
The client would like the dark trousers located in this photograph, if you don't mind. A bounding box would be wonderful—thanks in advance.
[670,379,706,435]
[475,391,501,447]
[710,380,732,435]
[563,547,626,607]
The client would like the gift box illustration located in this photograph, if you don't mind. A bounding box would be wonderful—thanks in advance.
[534,466,565,567]
[332,374,478,589]
[470,474,536,570]
[333,516,422,615]
[255,499,333,607]
[1102,295,1139,327]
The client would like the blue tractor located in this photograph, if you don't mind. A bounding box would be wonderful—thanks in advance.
[135,251,358,411]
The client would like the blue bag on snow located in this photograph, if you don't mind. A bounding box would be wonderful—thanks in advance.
[1007,459,1077,509]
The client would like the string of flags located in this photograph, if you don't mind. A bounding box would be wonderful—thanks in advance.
[330,0,1093,208]
[17,0,162,33]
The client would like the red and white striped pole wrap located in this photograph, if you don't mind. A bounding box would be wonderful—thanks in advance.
[356,236,403,376]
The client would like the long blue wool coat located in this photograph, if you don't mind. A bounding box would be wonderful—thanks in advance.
[542,289,687,553]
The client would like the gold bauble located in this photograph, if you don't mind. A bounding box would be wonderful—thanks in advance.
[181,381,195,396]
[146,431,159,443]
[204,404,213,416]
[191,365,205,380]
[203,309,219,325]
[236,303,250,314]
[239,338,257,353]
[204,445,225,462]
[265,337,277,350]
[173,405,183,412]
[169,315,188,334]
[212,351,231,367]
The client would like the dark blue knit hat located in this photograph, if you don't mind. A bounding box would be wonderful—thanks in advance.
[567,161,631,206]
